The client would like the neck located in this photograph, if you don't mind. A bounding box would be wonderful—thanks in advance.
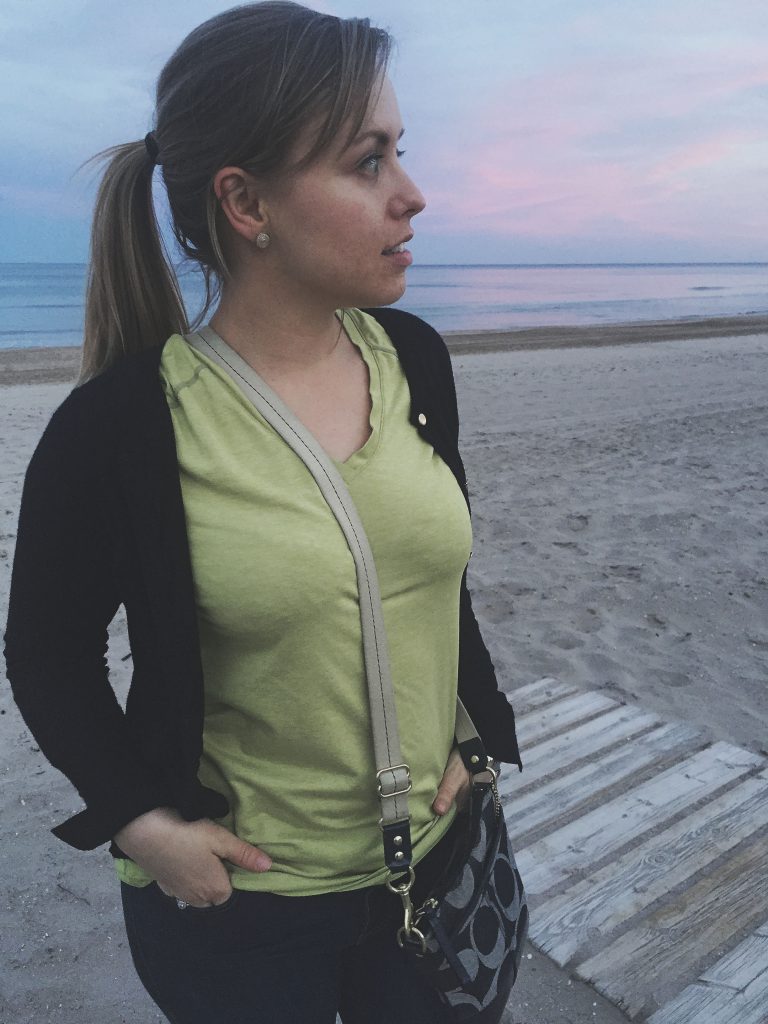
[208,276,346,375]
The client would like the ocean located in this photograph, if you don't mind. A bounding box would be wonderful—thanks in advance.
[0,262,766,350]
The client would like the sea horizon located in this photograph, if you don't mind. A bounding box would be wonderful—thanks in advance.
[2,259,766,267]
[1,261,766,350]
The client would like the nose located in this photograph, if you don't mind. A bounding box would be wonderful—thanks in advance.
[393,166,426,219]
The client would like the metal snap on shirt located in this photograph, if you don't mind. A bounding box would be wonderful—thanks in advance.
[417,413,427,426]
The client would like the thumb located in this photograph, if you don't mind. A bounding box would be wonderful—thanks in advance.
[433,775,458,816]
[213,828,272,873]
[433,750,471,815]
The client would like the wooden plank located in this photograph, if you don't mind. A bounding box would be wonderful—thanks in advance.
[505,721,702,841]
[646,969,768,1024]
[516,741,764,896]
[498,706,664,798]
[529,775,768,966]
[575,833,768,1019]
[506,676,580,716]
[645,959,768,1024]
[515,691,619,747]
[699,929,768,989]
[647,985,730,1024]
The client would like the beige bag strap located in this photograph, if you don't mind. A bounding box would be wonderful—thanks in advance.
[186,324,485,871]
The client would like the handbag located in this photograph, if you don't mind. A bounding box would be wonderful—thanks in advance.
[389,746,529,1020]
[186,324,529,1019]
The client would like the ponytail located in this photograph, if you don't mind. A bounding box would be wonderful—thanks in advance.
[77,140,188,385]
[76,2,392,385]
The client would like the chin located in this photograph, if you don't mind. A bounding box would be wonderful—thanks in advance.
[335,271,408,311]
[365,277,408,308]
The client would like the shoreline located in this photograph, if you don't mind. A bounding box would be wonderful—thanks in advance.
[0,313,766,385]
[442,312,767,354]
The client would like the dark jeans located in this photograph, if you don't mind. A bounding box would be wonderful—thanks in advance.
[120,819,506,1024]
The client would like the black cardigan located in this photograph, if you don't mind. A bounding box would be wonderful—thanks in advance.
[4,307,522,853]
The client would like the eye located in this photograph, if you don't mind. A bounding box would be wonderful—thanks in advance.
[359,153,383,174]
[358,149,407,175]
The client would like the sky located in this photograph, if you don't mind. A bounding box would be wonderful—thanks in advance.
[0,0,766,264]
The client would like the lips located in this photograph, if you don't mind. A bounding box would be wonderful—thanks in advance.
[381,234,413,255]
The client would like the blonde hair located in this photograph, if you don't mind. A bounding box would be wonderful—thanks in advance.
[79,1,392,384]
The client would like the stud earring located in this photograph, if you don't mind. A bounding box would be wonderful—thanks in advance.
[256,232,271,250]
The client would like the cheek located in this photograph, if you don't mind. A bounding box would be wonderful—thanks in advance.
[291,189,375,245]
[273,181,383,273]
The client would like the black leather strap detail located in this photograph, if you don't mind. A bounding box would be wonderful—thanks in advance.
[382,820,413,870]
[457,737,488,775]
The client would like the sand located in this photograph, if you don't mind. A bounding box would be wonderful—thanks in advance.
[1,313,766,385]
[455,332,768,756]
[1,318,767,1023]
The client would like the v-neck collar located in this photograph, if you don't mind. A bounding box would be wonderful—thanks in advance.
[334,309,383,478]
[182,310,384,475]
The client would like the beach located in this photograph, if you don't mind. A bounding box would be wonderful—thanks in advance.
[1,316,767,1023]
[2,313,766,384]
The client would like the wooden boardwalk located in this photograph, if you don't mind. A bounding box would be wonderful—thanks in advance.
[501,677,768,1022]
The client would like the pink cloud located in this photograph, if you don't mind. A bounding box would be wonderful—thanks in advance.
[413,45,768,246]
[647,130,764,183]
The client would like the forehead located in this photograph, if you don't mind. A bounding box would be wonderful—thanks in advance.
[290,75,403,169]
[334,76,404,162]
[358,76,402,134]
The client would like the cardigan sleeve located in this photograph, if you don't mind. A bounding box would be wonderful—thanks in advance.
[447,390,524,770]
[457,568,523,769]
[3,386,171,849]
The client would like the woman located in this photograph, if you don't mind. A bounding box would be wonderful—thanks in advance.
[4,3,523,1022]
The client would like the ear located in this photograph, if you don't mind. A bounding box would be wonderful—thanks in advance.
[213,166,269,244]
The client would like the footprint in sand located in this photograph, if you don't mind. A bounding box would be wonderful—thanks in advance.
[566,514,589,532]
[479,604,513,625]
[656,670,691,688]
[582,650,625,677]
[553,540,587,555]
[574,606,603,632]
[549,632,584,651]
[606,564,643,581]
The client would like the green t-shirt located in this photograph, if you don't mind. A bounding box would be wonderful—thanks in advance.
[117,308,472,895]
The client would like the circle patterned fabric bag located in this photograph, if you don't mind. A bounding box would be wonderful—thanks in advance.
[396,771,529,1021]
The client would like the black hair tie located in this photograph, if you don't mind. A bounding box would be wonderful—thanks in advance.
[144,131,159,165]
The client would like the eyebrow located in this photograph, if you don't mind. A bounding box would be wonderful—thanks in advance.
[350,127,406,147]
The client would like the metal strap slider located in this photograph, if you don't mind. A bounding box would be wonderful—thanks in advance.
[376,763,412,798]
